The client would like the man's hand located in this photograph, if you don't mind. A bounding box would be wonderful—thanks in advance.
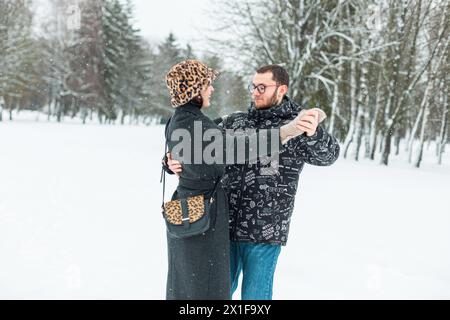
[297,109,319,137]
[167,152,182,177]
[280,108,326,144]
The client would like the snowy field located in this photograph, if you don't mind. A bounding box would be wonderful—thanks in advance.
[0,116,449,299]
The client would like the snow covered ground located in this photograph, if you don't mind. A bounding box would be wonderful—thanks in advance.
[0,116,449,299]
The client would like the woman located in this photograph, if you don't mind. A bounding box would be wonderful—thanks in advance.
[163,60,230,300]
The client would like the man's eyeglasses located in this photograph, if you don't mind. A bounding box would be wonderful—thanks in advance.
[247,83,279,94]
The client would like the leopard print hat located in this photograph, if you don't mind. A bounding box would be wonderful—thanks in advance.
[165,60,219,107]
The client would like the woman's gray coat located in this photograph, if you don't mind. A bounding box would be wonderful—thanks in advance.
[164,101,279,300]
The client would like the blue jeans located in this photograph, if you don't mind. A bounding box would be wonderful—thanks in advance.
[230,241,282,300]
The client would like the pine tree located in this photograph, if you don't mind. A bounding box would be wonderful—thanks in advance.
[0,0,34,120]
[151,33,184,119]
[99,0,151,123]
[201,54,249,120]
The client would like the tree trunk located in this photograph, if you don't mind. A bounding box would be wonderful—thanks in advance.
[404,122,411,152]
[129,109,134,125]
[437,90,448,165]
[329,83,339,136]
[8,97,17,121]
[0,96,3,122]
[56,99,62,122]
[329,38,344,135]
[47,98,54,121]
[354,115,364,161]
[395,131,401,156]
[121,110,126,125]
[437,123,447,165]
[408,84,430,162]
[370,132,379,160]
[355,51,368,161]
[381,128,393,166]
[414,103,430,168]
[363,106,372,159]
[70,98,77,118]
[343,60,358,158]
[369,68,383,160]
[415,141,424,168]
[379,132,384,153]
[81,106,88,125]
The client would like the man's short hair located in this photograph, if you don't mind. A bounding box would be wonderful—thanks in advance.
[256,64,289,87]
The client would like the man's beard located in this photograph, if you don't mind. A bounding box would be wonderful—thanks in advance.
[256,91,279,110]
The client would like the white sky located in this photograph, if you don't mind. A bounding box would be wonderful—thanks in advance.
[32,0,214,47]
[132,0,212,47]
[31,0,228,67]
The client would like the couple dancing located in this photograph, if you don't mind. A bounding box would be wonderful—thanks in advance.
[161,60,340,300]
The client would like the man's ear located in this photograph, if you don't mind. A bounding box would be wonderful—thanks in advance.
[278,85,288,97]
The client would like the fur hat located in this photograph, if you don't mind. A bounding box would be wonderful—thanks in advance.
[165,60,219,107]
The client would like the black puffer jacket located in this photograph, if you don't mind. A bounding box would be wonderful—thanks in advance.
[217,96,340,246]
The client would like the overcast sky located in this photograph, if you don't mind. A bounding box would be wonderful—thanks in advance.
[31,0,223,64]
[32,0,214,45]
[132,0,212,46]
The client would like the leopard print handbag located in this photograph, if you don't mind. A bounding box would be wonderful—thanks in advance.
[162,193,215,239]
[164,194,207,225]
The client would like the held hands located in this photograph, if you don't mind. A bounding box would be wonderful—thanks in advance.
[167,152,182,177]
[280,108,327,144]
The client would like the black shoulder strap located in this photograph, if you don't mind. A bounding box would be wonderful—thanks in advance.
[160,117,172,215]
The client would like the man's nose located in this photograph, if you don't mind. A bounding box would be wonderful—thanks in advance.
[252,90,261,97]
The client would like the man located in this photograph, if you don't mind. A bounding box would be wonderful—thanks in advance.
[165,65,340,299]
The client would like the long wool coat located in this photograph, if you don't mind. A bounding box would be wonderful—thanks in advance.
[164,101,279,299]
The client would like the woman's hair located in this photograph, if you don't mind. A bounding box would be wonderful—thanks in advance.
[190,95,203,108]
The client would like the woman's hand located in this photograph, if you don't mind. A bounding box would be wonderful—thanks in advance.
[167,152,182,177]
